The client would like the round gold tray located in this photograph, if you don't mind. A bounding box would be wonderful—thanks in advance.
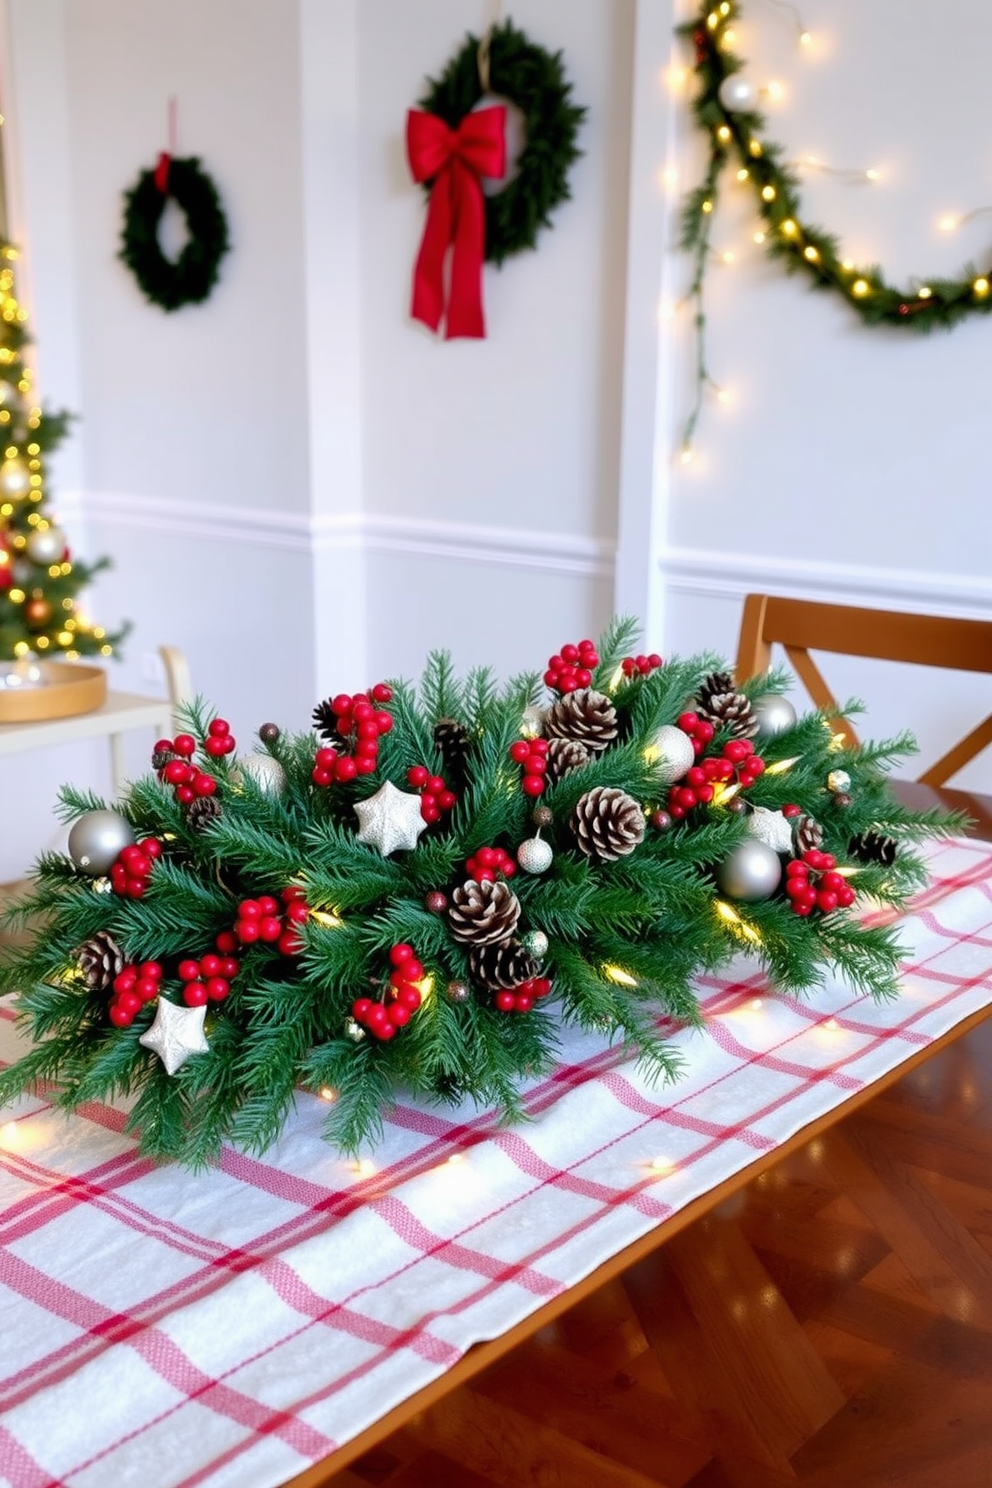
[0,660,107,723]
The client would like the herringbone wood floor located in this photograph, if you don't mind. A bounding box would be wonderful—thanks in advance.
[332,1015,992,1488]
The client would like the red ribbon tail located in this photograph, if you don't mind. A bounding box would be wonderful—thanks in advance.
[153,151,171,193]
[444,159,487,340]
[410,167,453,334]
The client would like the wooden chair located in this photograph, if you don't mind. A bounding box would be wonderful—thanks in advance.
[734,593,992,787]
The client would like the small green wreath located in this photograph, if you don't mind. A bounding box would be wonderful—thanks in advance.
[119,156,230,312]
[420,20,585,266]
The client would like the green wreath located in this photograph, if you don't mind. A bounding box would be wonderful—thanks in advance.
[119,156,230,312]
[420,20,585,266]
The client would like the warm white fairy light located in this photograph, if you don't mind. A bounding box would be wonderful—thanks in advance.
[603,964,638,987]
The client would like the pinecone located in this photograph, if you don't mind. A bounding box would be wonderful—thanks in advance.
[544,689,618,755]
[312,698,339,741]
[151,745,175,772]
[545,736,590,785]
[849,830,897,866]
[694,671,758,739]
[186,796,223,834]
[434,718,472,785]
[469,938,539,990]
[792,813,824,856]
[448,879,521,946]
[571,786,646,861]
[77,930,125,991]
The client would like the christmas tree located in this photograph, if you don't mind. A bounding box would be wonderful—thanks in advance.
[0,242,126,660]
[0,618,957,1168]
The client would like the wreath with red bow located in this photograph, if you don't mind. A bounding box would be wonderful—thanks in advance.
[407,21,585,338]
[119,155,230,313]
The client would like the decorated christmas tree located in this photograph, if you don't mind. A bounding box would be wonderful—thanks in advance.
[0,242,126,660]
[0,618,956,1167]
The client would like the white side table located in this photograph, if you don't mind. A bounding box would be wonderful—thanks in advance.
[0,647,190,799]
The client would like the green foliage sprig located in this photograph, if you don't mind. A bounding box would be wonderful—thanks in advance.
[0,616,957,1167]
[677,0,992,455]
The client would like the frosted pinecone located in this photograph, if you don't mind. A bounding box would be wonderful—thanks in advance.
[448,879,521,946]
[469,938,540,990]
[695,670,758,739]
[77,930,125,991]
[849,830,897,866]
[571,786,646,862]
[545,736,591,785]
[544,688,618,754]
[792,813,824,856]
[185,796,223,834]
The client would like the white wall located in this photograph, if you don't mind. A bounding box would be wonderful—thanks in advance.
[618,0,992,789]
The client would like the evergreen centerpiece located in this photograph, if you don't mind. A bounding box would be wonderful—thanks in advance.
[0,242,126,661]
[0,619,956,1167]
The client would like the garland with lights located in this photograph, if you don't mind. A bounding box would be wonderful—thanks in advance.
[677,0,992,455]
[0,243,127,661]
[0,617,955,1167]
[417,20,585,267]
[119,156,230,312]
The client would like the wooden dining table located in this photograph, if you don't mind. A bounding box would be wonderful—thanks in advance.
[1,781,990,1488]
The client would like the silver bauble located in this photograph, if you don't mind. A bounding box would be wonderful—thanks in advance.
[0,458,31,499]
[717,75,756,112]
[747,805,794,854]
[517,836,553,874]
[233,753,287,796]
[827,768,851,794]
[446,980,471,1004]
[519,929,549,960]
[651,724,695,785]
[715,839,782,901]
[520,705,546,740]
[751,693,797,739]
[67,810,136,875]
[24,526,66,565]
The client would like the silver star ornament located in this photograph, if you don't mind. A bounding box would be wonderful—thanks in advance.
[138,999,210,1075]
[353,780,428,856]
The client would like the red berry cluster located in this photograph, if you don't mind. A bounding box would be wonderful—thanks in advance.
[509,737,549,797]
[784,851,856,917]
[351,943,425,1041]
[494,975,552,1014]
[464,845,517,883]
[202,718,236,758]
[110,838,162,898]
[160,756,219,808]
[109,960,163,1026]
[177,936,241,1007]
[235,887,310,956]
[781,803,802,819]
[406,766,457,822]
[311,685,393,786]
[544,639,598,694]
[620,652,663,679]
[721,737,765,788]
[676,711,716,756]
[666,740,765,820]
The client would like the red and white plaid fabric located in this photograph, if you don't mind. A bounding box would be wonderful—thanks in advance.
[2,836,991,1488]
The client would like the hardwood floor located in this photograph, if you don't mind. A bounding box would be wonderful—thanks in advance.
[340,1016,992,1487]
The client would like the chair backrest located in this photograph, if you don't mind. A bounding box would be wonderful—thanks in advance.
[734,593,992,787]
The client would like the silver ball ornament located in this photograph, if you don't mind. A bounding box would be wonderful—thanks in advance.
[25,526,66,565]
[519,929,549,960]
[751,693,797,739]
[517,836,553,874]
[717,74,756,112]
[652,724,695,785]
[232,754,287,796]
[446,980,471,1004]
[68,810,136,875]
[827,769,851,794]
[714,839,782,901]
[520,705,546,739]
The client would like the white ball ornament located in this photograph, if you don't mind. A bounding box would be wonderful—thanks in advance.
[232,753,287,796]
[752,693,797,740]
[68,810,136,875]
[0,458,31,499]
[517,837,553,874]
[717,75,756,112]
[651,724,695,785]
[25,526,66,566]
[715,839,783,901]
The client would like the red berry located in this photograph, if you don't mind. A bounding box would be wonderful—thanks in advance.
[312,767,333,786]
[352,998,372,1021]
[510,741,530,763]
[208,718,230,737]
[203,737,227,758]
[390,943,414,965]
[514,994,534,1013]
[163,759,191,785]
[178,959,201,982]
[745,756,764,776]
[351,701,374,722]
[334,756,358,782]
[193,773,217,797]
[285,900,309,925]
[495,991,515,1012]
[332,694,353,716]
[109,1003,134,1027]
[398,985,422,1009]
[173,734,196,757]
[239,899,261,918]
[111,864,129,893]
[678,712,698,732]
[522,774,545,796]
[373,712,393,734]
[153,738,172,755]
[206,977,230,1001]
[139,961,163,981]
[126,879,147,898]
[533,978,552,998]
[723,739,751,764]
[782,803,802,818]
[183,982,208,1006]
[437,790,457,811]
[220,956,240,978]
[278,930,303,956]
[816,891,838,914]
[371,683,393,703]
[196,952,220,977]
[408,765,430,787]
[387,1003,411,1027]
[216,931,238,953]
[258,916,282,942]
[256,896,279,915]
[113,967,137,994]
[648,654,662,668]
[575,668,592,688]
[785,878,808,899]
[792,901,813,917]
[237,919,260,943]
[315,747,338,768]
[404,960,424,982]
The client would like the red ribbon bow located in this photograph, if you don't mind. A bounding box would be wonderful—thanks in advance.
[406,106,506,340]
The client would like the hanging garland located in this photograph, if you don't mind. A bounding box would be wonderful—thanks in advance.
[119,155,230,312]
[678,0,992,450]
[406,20,585,338]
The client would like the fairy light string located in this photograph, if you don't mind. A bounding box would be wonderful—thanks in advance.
[676,0,992,459]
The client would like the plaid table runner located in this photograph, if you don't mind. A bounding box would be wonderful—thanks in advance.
[1,835,991,1488]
